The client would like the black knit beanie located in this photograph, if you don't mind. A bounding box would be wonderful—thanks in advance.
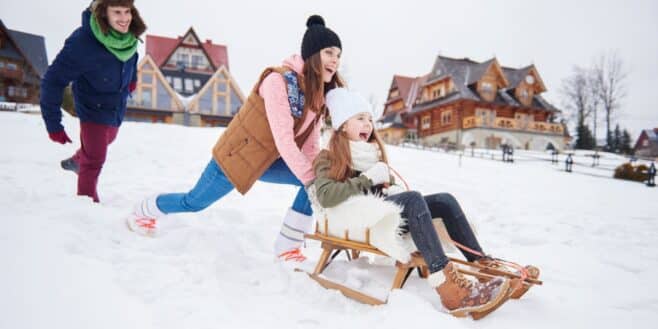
[301,15,342,61]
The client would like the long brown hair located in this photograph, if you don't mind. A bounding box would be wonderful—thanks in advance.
[302,52,345,115]
[91,0,147,38]
[314,124,389,182]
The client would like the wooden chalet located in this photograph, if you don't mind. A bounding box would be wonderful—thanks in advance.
[378,55,569,151]
[126,27,244,127]
[0,20,48,105]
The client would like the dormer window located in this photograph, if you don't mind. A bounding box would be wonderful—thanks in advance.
[520,89,529,99]
[432,88,443,99]
[481,82,493,92]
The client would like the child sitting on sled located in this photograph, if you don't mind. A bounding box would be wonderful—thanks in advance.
[307,88,538,317]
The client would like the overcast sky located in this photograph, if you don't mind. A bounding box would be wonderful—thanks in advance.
[2,0,656,139]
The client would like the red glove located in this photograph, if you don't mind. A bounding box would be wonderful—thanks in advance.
[49,130,72,144]
[129,81,137,93]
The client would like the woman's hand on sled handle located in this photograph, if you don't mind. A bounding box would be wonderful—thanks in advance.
[362,162,390,186]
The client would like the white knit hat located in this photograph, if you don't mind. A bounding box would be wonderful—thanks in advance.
[325,88,372,130]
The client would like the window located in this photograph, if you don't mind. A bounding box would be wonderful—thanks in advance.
[7,63,18,70]
[481,82,493,92]
[8,86,27,97]
[476,108,495,126]
[141,73,152,84]
[421,115,431,130]
[141,89,152,107]
[432,88,443,99]
[194,79,201,87]
[173,77,182,91]
[520,89,529,99]
[643,139,649,147]
[0,61,4,69]
[191,55,203,68]
[389,89,399,98]
[441,110,452,126]
[166,76,172,84]
[184,79,194,92]
[217,81,227,92]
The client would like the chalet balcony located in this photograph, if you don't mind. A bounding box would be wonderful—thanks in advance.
[0,67,24,80]
[462,116,563,135]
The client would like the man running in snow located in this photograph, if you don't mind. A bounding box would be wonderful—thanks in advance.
[40,0,146,202]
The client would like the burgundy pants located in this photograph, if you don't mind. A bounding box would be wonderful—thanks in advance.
[72,122,119,202]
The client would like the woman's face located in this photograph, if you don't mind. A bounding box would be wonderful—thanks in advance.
[320,47,341,83]
[106,6,132,34]
[343,112,373,142]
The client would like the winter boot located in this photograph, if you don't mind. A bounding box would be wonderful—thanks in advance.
[475,257,540,299]
[61,157,79,174]
[428,262,511,318]
[274,208,315,262]
[126,195,165,237]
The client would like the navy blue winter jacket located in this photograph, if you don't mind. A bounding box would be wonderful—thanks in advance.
[40,9,138,133]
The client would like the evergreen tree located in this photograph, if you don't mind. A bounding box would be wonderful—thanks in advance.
[576,123,595,149]
[613,124,622,153]
[621,129,633,154]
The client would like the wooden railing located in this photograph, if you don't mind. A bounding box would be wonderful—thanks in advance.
[0,67,24,80]
[462,116,563,134]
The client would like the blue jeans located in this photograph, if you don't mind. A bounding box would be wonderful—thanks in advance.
[156,158,312,216]
[385,191,484,273]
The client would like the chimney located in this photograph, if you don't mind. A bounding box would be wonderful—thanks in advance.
[206,39,212,44]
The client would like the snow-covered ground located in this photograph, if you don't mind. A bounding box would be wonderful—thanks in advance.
[1,110,656,329]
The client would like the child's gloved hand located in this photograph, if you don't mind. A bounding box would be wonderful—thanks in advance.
[383,184,405,196]
[362,162,390,185]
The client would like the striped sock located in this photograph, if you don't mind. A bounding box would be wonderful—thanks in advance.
[274,208,314,256]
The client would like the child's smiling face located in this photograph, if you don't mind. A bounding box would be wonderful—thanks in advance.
[343,112,373,142]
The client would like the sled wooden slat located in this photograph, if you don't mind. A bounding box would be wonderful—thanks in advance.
[306,273,386,305]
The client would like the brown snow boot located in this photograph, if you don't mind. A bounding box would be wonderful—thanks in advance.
[429,262,511,318]
[475,257,540,299]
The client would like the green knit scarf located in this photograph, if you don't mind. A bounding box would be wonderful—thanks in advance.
[90,14,137,62]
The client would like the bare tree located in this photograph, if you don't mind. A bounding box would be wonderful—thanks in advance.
[561,66,593,127]
[368,93,382,122]
[592,51,627,149]
[586,71,601,146]
[561,66,595,149]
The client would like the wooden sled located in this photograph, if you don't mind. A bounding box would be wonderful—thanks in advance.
[303,219,542,320]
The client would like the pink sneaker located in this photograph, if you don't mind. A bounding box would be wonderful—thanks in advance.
[126,215,158,237]
[278,248,307,262]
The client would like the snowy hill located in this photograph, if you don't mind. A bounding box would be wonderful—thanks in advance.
[1,111,656,329]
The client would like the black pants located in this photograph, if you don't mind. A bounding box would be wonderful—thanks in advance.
[385,191,484,273]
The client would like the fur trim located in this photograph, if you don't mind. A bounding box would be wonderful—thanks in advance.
[427,270,446,288]
[310,192,417,263]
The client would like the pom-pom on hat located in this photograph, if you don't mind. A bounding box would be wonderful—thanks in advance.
[301,15,342,60]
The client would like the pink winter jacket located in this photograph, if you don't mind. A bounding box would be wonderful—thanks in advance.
[258,55,321,185]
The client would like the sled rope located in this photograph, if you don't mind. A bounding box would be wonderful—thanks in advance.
[390,167,530,281]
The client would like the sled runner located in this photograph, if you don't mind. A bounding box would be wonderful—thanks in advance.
[302,218,542,320]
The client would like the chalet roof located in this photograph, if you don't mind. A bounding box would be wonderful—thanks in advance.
[0,20,48,77]
[378,112,407,129]
[502,66,532,88]
[146,30,228,69]
[644,129,658,143]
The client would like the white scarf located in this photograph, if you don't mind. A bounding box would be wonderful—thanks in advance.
[349,141,380,172]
